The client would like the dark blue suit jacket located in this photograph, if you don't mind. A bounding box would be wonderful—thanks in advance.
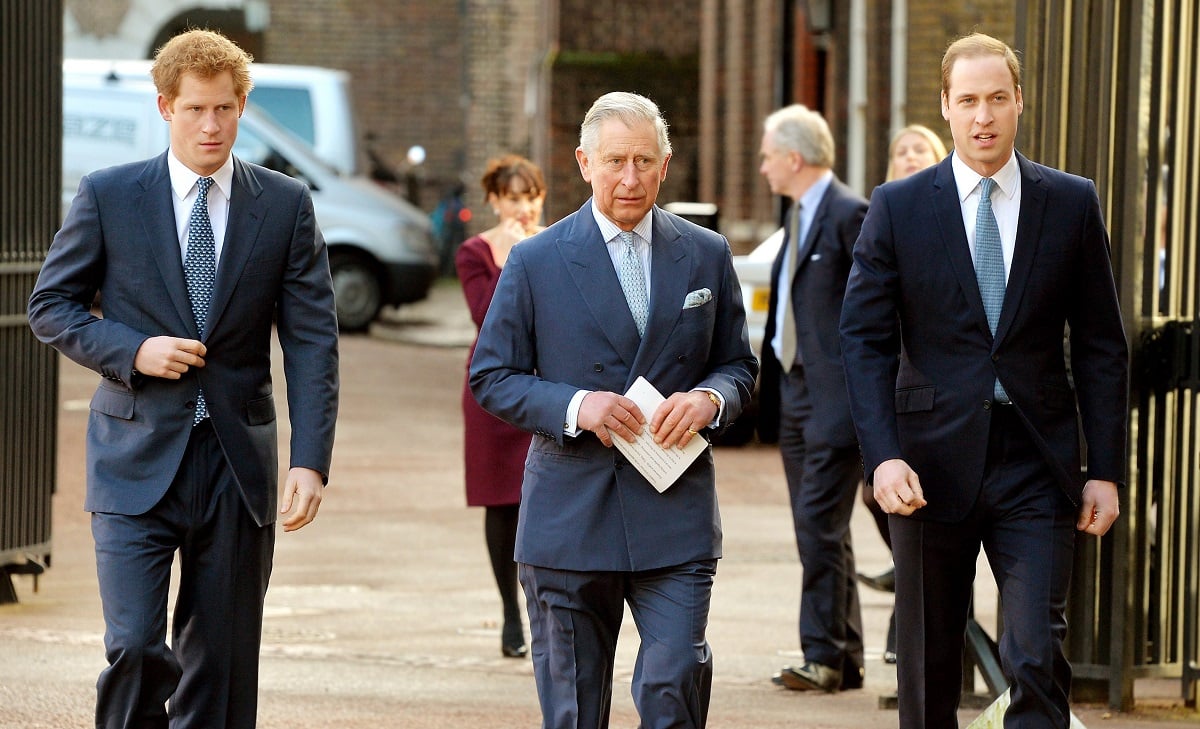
[29,152,339,527]
[469,201,758,571]
[759,177,867,448]
[840,153,1128,522]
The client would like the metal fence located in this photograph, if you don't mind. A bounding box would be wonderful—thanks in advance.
[1018,0,1200,709]
[0,0,63,603]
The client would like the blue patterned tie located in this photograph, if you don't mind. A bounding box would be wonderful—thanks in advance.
[974,177,1009,402]
[184,176,216,422]
[617,231,649,337]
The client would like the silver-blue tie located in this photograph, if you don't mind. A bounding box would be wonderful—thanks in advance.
[617,231,649,337]
[184,176,216,422]
[974,177,1009,402]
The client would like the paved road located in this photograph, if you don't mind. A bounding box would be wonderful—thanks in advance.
[1,281,1193,728]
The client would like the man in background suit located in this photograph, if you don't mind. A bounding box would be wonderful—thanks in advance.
[757,104,868,692]
[470,91,757,728]
[28,30,339,729]
[840,33,1128,728]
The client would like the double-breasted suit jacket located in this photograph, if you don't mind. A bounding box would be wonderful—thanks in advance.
[469,201,759,572]
[29,152,339,526]
[840,152,1128,522]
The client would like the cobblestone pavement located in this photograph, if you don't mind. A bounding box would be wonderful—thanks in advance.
[2,280,1195,728]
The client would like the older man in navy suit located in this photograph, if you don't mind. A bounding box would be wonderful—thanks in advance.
[470,91,757,728]
[840,33,1128,728]
[29,30,338,729]
[757,104,869,693]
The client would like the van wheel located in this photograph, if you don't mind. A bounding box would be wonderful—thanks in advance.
[329,251,382,332]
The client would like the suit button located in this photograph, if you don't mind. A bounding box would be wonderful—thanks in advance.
[983,401,992,410]
[593,363,603,372]
[991,354,1000,362]
[185,400,196,410]
[677,354,688,363]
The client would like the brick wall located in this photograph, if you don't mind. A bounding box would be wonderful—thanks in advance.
[264,1,466,210]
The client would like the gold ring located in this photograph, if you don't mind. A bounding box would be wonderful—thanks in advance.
[687,428,698,435]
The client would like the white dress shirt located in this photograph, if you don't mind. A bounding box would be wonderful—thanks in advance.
[951,151,1022,281]
[167,151,234,265]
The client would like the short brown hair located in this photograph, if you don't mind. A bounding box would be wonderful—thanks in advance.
[480,154,546,200]
[151,29,254,103]
[941,33,1021,97]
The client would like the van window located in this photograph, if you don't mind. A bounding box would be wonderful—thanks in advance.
[234,123,317,191]
[249,87,316,147]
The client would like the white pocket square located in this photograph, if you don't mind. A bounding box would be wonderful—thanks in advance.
[683,288,712,309]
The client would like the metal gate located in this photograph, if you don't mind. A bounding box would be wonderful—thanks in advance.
[1018,0,1200,709]
[0,1,63,603]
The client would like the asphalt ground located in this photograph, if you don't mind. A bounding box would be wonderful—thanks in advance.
[1,280,1195,728]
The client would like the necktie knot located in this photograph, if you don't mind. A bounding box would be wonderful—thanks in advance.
[197,176,213,197]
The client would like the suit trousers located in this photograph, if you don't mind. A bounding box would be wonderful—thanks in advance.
[92,421,275,729]
[891,405,1076,729]
[778,367,864,676]
[519,560,717,729]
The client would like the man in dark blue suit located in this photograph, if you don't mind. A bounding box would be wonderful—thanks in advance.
[29,30,338,729]
[840,33,1128,728]
[470,91,757,728]
[757,104,868,693]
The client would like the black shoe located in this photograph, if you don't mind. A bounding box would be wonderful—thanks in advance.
[501,619,527,658]
[840,664,865,690]
[883,650,897,664]
[856,566,896,593]
[776,662,841,692]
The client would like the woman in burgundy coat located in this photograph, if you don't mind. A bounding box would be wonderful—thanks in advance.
[457,155,546,658]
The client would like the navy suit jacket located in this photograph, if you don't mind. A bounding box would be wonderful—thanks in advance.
[29,152,339,527]
[469,201,758,571]
[759,177,867,448]
[840,153,1128,522]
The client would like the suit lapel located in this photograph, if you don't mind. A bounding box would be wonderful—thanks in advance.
[205,158,267,337]
[995,153,1045,345]
[629,208,689,383]
[931,157,992,340]
[558,203,642,367]
[795,184,831,269]
[137,153,197,337]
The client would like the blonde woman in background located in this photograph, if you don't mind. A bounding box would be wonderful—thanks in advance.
[886,124,948,182]
[855,123,948,664]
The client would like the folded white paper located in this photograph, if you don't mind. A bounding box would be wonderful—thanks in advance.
[607,376,707,492]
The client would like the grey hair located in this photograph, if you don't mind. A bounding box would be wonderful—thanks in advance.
[579,92,672,158]
[763,104,835,168]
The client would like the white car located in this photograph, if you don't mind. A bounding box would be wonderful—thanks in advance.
[732,227,784,356]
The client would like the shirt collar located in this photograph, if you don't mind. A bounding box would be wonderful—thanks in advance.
[951,151,1019,202]
[591,200,654,245]
[167,150,235,201]
[797,169,834,212]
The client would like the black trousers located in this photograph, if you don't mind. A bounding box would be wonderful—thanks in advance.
[778,367,865,676]
[892,405,1076,729]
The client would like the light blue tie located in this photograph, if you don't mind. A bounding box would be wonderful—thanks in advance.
[779,202,801,373]
[617,231,649,337]
[974,177,1009,402]
[184,176,216,422]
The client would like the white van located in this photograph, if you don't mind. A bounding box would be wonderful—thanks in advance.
[62,71,438,330]
[64,58,363,178]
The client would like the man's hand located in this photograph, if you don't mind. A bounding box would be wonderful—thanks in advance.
[650,390,718,449]
[872,458,927,515]
[1076,479,1119,536]
[134,336,206,379]
[281,467,324,532]
[578,391,645,448]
